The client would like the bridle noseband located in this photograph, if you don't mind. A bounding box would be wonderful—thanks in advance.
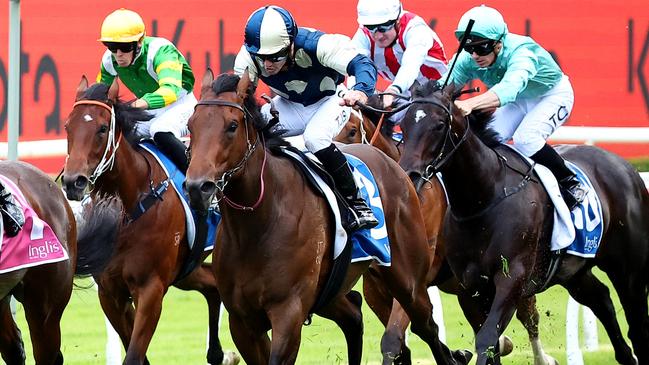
[194,99,267,211]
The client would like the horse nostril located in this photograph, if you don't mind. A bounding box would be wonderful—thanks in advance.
[74,176,89,190]
[200,181,217,196]
[407,170,422,184]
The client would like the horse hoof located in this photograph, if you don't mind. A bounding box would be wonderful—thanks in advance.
[453,349,473,364]
[220,351,240,365]
[499,335,514,357]
[546,354,559,365]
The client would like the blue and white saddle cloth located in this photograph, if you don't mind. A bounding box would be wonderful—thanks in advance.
[281,141,391,266]
[506,146,603,257]
[139,141,220,251]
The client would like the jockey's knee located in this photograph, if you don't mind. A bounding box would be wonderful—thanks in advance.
[304,134,332,153]
[512,135,546,157]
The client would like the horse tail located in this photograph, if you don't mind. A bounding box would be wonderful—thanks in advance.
[73,195,122,276]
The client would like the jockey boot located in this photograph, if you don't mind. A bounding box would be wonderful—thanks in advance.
[154,132,189,174]
[314,144,379,231]
[531,143,588,210]
[0,182,24,237]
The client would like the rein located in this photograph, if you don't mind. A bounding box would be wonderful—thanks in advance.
[72,99,122,184]
[195,99,267,211]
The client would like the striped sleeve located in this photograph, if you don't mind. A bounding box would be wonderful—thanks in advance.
[141,45,185,109]
[97,50,117,85]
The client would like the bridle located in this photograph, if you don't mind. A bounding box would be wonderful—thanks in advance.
[194,99,267,211]
[71,99,121,184]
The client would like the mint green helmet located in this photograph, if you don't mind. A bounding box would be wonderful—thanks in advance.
[455,5,508,41]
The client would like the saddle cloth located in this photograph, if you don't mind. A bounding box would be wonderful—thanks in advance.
[0,175,69,274]
[504,145,604,257]
[139,141,220,251]
[282,136,391,266]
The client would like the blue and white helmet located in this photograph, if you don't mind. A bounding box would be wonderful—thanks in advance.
[244,5,297,55]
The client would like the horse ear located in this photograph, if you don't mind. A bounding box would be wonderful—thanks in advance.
[76,75,89,100]
[201,68,214,90]
[108,78,119,101]
[409,79,421,96]
[237,68,251,102]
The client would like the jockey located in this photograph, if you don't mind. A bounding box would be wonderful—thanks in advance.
[97,8,195,173]
[442,5,588,210]
[234,5,379,231]
[352,0,448,111]
[0,181,24,237]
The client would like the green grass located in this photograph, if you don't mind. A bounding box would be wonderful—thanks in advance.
[10,270,626,365]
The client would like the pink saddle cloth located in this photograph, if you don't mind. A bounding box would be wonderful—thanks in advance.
[0,175,68,274]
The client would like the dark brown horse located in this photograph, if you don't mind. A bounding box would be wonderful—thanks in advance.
[336,104,557,365]
[184,70,472,365]
[61,77,237,365]
[0,161,77,365]
[398,81,649,365]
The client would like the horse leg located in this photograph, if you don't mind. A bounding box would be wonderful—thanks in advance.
[123,279,166,365]
[380,299,413,365]
[363,267,412,365]
[378,264,471,365]
[175,262,239,365]
[228,313,270,365]
[97,280,139,361]
[515,296,558,365]
[608,271,649,365]
[0,296,25,365]
[317,290,364,365]
[266,301,305,365]
[22,268,71,365]
[563,269,636,365]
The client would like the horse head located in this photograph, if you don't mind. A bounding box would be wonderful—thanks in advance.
[185,69,264,213]
[398,83,471,189]
[62,76,151,201]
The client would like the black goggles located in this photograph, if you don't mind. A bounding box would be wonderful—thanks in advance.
[103,42,136,53]
[463,40,496,56]
[255,48,290,63]
[364,20,396,33]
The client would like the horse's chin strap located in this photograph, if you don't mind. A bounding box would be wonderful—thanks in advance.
[195,99,266,211]
[72,100,121,184]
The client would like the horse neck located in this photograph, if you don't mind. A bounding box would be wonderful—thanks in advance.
[440,128,503,217]
[95,139,153,207]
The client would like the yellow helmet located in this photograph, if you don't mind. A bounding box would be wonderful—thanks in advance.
[98,8,145,43]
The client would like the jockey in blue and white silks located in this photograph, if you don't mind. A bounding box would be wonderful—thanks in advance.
[234,5,380,232]
[441,5,588,211]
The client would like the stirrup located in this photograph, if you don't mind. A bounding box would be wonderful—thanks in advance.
[1,200,24,238]
[560,179,589,211]
[346,198,379,231]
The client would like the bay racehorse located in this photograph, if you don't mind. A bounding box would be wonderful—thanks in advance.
[336,100,556,365]
[0,161,118,364]
[398,81,649,365]
[184,70,472,365]
[61,77,237,365]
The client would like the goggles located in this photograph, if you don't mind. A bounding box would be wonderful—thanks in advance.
[364,20,396,34]
[103,42,136,53]
[255,47,291,63]
[462,40,496,56]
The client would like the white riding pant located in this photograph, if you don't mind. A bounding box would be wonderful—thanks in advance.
[261,85,352,153]
[491,75,574,157]
[134,91,197,139]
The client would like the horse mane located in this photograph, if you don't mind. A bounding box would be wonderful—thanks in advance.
[412,80,500,148]
[82,83,154,146]
[211,73,288,149]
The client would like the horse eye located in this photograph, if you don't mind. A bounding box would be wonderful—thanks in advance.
[98,125,109,134]
[349,128,357,137]
[227,121,238,133]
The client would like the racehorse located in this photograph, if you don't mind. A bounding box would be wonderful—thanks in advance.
[398,81,649,365]
[0,161,117,364]
[336,101,557,365]
[61,77,237,365]
[184,70,472,365]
